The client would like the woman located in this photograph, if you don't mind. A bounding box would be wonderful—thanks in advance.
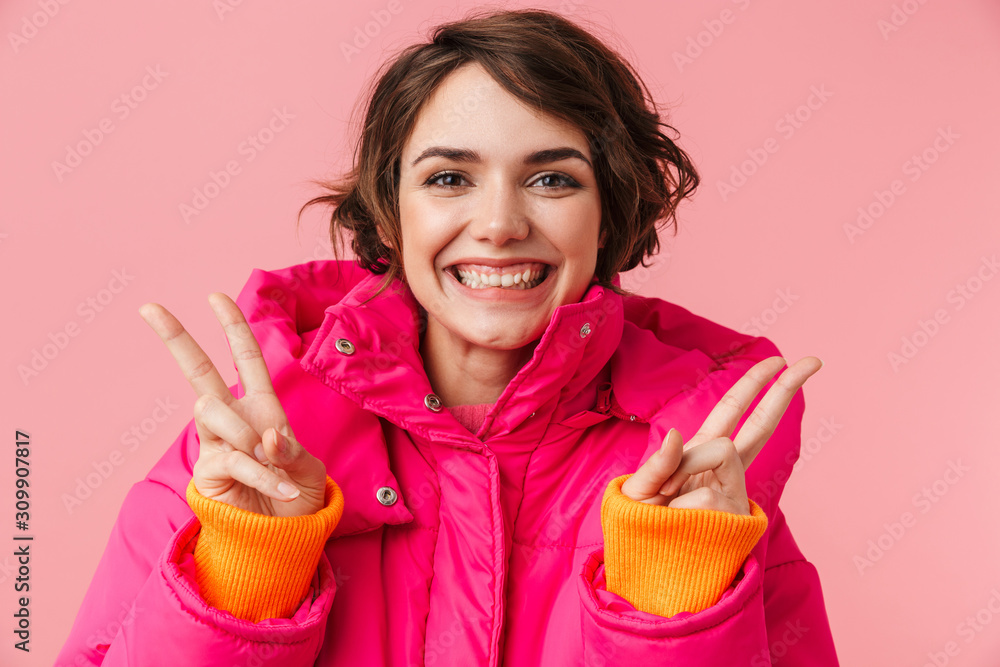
[58,8,838,666]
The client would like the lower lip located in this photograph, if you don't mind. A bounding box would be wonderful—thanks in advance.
[444,267,555,302]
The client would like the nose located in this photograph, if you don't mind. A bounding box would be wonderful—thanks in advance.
[466,181,530,246]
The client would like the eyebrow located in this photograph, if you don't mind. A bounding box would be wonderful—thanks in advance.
[410,146,592,169]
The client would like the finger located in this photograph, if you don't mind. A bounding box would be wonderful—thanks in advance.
[687,356,787,450]
[657,436,747,502]
[138,302,233,402]
[733,356,823,469]
[620,428,684,502]
[193,393,263,459]
[207,293,276,398]
[199,449,301,501]
[667,486,750,515]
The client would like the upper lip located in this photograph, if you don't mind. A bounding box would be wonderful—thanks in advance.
[445,257,552,269]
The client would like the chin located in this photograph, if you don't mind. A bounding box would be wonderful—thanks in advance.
[465,318,548,351]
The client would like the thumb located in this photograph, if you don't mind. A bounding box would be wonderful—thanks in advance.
[620,427,685,503]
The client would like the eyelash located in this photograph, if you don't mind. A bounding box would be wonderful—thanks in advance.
[423,171,581,190]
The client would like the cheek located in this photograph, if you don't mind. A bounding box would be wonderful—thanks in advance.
[560,226,600,267]
[399,213,450,287]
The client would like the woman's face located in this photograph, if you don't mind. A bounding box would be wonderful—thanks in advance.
[397,62,603,353]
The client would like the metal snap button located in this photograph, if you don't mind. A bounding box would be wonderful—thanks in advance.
[335,338,355,355]
[424,393,443,412]
[376,486,397,506]
[579,323,592,338]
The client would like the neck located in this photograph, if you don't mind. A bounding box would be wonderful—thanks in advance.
[420,315,536,407]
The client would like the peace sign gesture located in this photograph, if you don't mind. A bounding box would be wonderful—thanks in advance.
[621,356,822,515]
[138,293,329,517]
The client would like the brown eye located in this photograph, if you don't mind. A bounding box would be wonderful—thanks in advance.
[533,173,581,189]
[425,171,467,188]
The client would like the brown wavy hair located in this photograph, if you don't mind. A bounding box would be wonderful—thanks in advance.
[297,7,699,296]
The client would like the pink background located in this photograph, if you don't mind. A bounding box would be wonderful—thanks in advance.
[2,0,998,665]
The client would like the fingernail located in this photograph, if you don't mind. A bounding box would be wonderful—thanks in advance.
[274,428,287,455]
[661,428,674,450]
[817,358,824,369]
[253,443,267,463]
[277,482,299,499]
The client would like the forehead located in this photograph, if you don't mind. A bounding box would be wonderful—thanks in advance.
[401,62,590,160]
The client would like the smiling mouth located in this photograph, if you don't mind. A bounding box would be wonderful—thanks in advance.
[448,262,551,290]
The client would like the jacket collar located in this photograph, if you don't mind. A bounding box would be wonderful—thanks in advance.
[300,269,624,442]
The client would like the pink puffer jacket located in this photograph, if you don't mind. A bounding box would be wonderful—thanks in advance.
[57,259,839,666]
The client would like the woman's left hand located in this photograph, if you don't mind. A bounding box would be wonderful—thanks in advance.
[620,356,823,515]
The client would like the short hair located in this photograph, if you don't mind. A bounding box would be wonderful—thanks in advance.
[297,7,699,296]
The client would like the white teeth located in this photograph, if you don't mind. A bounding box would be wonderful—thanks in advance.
[453,266,547,289]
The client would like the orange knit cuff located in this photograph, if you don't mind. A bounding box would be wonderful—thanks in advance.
[601,473,768,618]
[185,475,344,623]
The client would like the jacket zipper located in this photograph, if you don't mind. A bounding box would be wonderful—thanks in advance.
[595,382,646,423]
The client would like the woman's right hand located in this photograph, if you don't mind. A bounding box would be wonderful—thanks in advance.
[138,292,329,517]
